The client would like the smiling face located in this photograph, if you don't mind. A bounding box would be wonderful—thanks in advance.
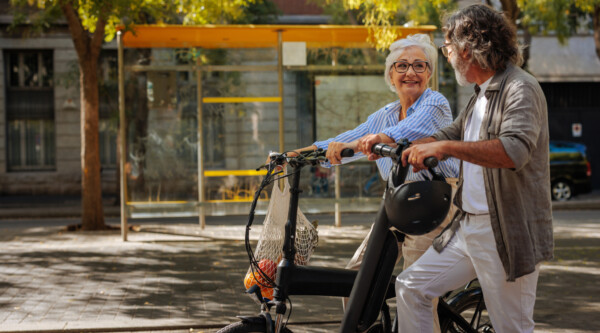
[390,46,432,102]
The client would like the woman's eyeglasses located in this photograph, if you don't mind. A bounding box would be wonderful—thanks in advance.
[392,61,430,74]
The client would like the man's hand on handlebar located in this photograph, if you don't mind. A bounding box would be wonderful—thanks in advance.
[401,141,447,172]
[357,133,395,161]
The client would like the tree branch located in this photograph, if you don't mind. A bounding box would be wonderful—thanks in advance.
[60,1,89,58]
[90,3,111,60]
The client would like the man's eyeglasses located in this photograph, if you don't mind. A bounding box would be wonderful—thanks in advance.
[440,43,450,58]
[392,61,430,74]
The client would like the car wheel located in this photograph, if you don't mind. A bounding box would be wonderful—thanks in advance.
[551,180,573,201]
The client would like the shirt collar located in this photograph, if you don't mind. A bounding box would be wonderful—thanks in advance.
[474,76,493,97]
[476,63,515,94]
[405,88,431,117]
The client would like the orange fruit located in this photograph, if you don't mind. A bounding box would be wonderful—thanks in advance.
[258,259,277,280]
[243,271,274,300]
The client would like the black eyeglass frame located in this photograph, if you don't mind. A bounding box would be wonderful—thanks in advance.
[391,61,430,74]
[439,43,451,58]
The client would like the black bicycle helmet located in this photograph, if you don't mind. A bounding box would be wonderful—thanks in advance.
[384,179,452,235]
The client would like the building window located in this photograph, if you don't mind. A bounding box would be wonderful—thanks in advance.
[4,50,55,171]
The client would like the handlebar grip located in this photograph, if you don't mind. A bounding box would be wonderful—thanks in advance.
[341,148,354,158]
[371,143,393,157]
[424,156,439,168]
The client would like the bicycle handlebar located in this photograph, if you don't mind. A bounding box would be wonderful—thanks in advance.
[370,143,438,168]
[340,148,355,158]
[266,148,354,169]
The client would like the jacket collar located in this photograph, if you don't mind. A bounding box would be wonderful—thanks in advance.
[474,63,515,94]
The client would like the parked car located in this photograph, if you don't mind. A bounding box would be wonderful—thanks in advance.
[549,141,592,201]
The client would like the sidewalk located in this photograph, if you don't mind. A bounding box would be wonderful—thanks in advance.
[0,223,368,333]
[0,211,599,333]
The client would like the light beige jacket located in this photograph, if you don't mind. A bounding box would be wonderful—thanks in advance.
[432,64,553,281]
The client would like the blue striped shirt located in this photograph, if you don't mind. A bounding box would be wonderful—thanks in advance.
[314,88,459,181]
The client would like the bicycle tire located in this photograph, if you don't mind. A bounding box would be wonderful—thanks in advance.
[217,321,293,333]
[440,288,494,333]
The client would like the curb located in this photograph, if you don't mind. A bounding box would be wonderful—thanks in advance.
[0,200,598,220]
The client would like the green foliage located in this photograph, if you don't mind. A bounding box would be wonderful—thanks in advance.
[313,0,456,50]
[9,0,263,43]
[234,0,281,24]
[518,0,578,43]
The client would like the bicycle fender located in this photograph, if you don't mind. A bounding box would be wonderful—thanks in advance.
[236,314,275,333]
[237,315,265,325]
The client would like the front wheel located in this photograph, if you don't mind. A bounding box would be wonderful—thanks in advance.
[440,289,494,333]
[217,321,293,333]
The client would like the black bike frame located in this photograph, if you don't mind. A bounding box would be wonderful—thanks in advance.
[262,147,482,333]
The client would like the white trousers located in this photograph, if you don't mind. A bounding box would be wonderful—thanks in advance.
[395,213,540,333]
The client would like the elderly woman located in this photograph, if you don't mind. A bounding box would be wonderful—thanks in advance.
[287,34,458,331]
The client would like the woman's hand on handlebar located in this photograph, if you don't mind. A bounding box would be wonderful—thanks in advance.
[326,141,357,165]
[357,133,395,161]
[401,140,447,172]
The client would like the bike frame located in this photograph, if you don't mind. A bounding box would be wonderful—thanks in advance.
[242,146,484,333]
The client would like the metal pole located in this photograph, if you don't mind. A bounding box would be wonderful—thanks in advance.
[197,58,206,229]
[277,30,284,154]
[117,31,128,241]
[333,47,341,227]
[334,166,341,228]
[431,32,439,91]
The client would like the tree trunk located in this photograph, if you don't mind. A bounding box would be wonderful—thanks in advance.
[594,5,600,60]
[60,2,108,230]
[80,57,106,230]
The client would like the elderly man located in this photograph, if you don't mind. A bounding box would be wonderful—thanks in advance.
[374,4,552,333]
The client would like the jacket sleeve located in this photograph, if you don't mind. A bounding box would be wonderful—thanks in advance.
[432,106,467,141]
[382,95,453,142]
[497,79,546,172]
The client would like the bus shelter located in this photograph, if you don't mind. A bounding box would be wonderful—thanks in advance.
[117,24,437,240]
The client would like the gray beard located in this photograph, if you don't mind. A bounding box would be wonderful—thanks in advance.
[450,56,471,86]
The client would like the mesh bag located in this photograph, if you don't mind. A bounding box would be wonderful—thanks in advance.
[244,174,318,301]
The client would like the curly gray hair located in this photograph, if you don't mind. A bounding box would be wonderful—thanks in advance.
[384,34,437,92]
[443,4,523,71]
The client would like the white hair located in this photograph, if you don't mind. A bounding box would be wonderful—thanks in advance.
[384,34,437,92]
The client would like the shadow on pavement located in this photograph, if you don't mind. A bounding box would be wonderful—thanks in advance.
[0,222,598,332]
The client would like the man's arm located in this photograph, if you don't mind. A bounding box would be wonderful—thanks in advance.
[403,138,515,170]
[441,139,515,168]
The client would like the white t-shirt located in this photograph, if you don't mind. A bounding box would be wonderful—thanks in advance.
[462,77,493,214]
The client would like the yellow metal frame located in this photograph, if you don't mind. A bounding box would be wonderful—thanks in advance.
[202,97,281,103]
[121,24,436,49]
[205,169,268,177]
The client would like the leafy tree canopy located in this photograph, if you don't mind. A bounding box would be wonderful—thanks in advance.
[315,0,456,50]
[315,0,599,58]
[9,0,275,41]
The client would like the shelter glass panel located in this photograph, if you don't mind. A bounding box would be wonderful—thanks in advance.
[126,70,199,206]
[312,74,394,199]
